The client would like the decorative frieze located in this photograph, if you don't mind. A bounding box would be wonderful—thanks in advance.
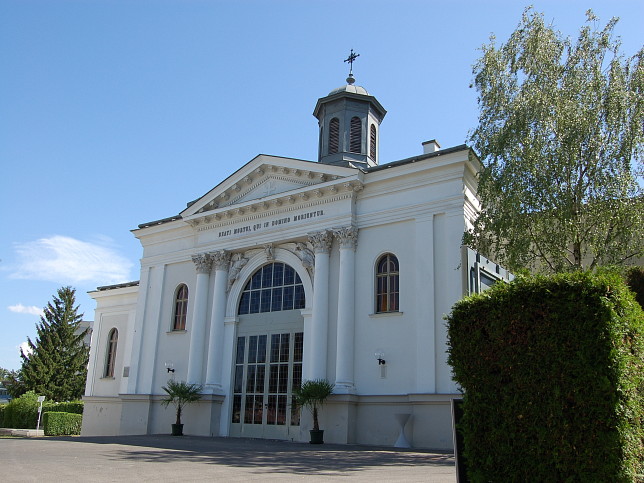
[295,242,315,280]
[333,226,358,250]
[264,244,275,261]
[308,230,333,254]
[192,253,213,274]
[227,253,249,291]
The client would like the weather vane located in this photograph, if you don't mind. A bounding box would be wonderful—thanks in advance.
[344,49,360,76]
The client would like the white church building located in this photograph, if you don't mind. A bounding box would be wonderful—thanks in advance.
[81,71,510,449]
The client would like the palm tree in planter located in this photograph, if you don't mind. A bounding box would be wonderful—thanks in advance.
[161,380,203,436]
[294,379,334,444]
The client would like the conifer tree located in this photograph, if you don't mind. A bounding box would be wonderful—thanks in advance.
[20,286,89,401]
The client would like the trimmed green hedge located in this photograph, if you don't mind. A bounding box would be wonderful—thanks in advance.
[0,404,5,427]
[43,411,82,436]
[2,391,39,429]
[447,271,644,482]
[626,266,644,308]
[1,391,83,429]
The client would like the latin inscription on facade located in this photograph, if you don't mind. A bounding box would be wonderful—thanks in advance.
[218,210,324,238]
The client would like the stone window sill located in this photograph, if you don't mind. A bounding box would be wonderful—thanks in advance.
[368,311,403,318]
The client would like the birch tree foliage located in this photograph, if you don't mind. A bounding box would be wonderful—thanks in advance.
[465,8,644,273]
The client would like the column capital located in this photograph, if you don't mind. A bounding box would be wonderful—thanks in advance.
[210,250,231,271]
[333,225,358,250]
[192,253,213,274]
[308,230,333,254]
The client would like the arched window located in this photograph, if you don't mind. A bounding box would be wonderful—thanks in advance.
[104,328,118,378]
[173,284,189,331]
[350,116,362,153]
[328,117,339,155]
[375,254,399,313]
[369,124,377,160]
[238,263,305,315]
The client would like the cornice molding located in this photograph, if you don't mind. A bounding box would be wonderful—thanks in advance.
[188,181,362,232]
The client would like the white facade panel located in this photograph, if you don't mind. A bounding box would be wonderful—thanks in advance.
[82,81,485,450]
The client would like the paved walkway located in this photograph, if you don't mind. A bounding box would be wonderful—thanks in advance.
[1,434,455,482]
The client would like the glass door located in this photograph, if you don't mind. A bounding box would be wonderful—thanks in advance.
[230,331,303,439]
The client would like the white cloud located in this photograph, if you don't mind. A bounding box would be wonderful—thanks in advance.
[8,304,43,317]
[11,235,133,285]
[19,341,33,356]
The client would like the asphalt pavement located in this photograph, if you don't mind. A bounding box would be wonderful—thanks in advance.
[1,434,455,482]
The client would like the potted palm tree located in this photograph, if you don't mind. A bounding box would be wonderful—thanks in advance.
[293,379,334,444]
[161,380,203,436]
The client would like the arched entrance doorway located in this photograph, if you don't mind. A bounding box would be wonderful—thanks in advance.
[229,262,305,440]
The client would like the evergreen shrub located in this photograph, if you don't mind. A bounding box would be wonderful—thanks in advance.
[447,272,644,482]
[625,266,644,308]
[43,412,82,436]
[44,401,84,415]
[1,392,84,428]
[0,404,5,426]
[3,391,39,429]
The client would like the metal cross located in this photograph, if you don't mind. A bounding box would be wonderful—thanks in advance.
[344,49,360,75]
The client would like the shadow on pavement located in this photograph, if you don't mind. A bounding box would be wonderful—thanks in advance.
[46,435,454,476]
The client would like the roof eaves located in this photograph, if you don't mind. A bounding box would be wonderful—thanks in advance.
[366,144,470,173]
[94,281,140,292]
[137,215,183,229]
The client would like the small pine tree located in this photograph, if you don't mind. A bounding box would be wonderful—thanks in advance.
[20,287,89,401]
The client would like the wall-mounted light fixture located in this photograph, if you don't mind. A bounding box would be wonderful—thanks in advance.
[165,362,175,374]
[374,349,386,365]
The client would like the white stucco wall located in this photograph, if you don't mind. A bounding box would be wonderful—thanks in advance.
[82,148,479,448]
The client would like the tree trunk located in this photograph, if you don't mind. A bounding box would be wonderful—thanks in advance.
[312,406,319,431]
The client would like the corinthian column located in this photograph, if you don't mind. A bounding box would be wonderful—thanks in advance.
[204,250,231,393]
[308,230,333,381]
[186,253,213,384]
[333,226,358,392]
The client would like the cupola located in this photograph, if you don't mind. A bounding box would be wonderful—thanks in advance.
[313,52,386,169]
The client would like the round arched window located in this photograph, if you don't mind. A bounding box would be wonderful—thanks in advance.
[375,253,399,313]
[238,263,305,315]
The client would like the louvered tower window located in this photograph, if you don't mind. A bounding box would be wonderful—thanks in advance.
[369,124,377,160]
[328,118,339,155]
[350,116,361,153]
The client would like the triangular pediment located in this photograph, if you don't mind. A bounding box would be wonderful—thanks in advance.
[230,176,314,206]
[180,154,360,219]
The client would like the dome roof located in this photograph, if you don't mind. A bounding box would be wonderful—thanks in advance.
[328,83,370,96]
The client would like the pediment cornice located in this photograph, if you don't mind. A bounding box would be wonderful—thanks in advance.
[183,175,363,231]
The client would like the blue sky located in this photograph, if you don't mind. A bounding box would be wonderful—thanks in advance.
[1,0,642,371]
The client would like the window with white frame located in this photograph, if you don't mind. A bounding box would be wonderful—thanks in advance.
[238,263,305,315]
[375,253,399,313]
[172,284,189,331]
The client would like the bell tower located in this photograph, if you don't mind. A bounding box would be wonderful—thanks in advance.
[313,51,386,169]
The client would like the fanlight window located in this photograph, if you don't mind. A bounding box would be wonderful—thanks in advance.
[173,284,189,331]
[350,116,361,153]
[375,254,399,313]
[328,117,339,155]
[104,328,118,378]
[238,263,305,315]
